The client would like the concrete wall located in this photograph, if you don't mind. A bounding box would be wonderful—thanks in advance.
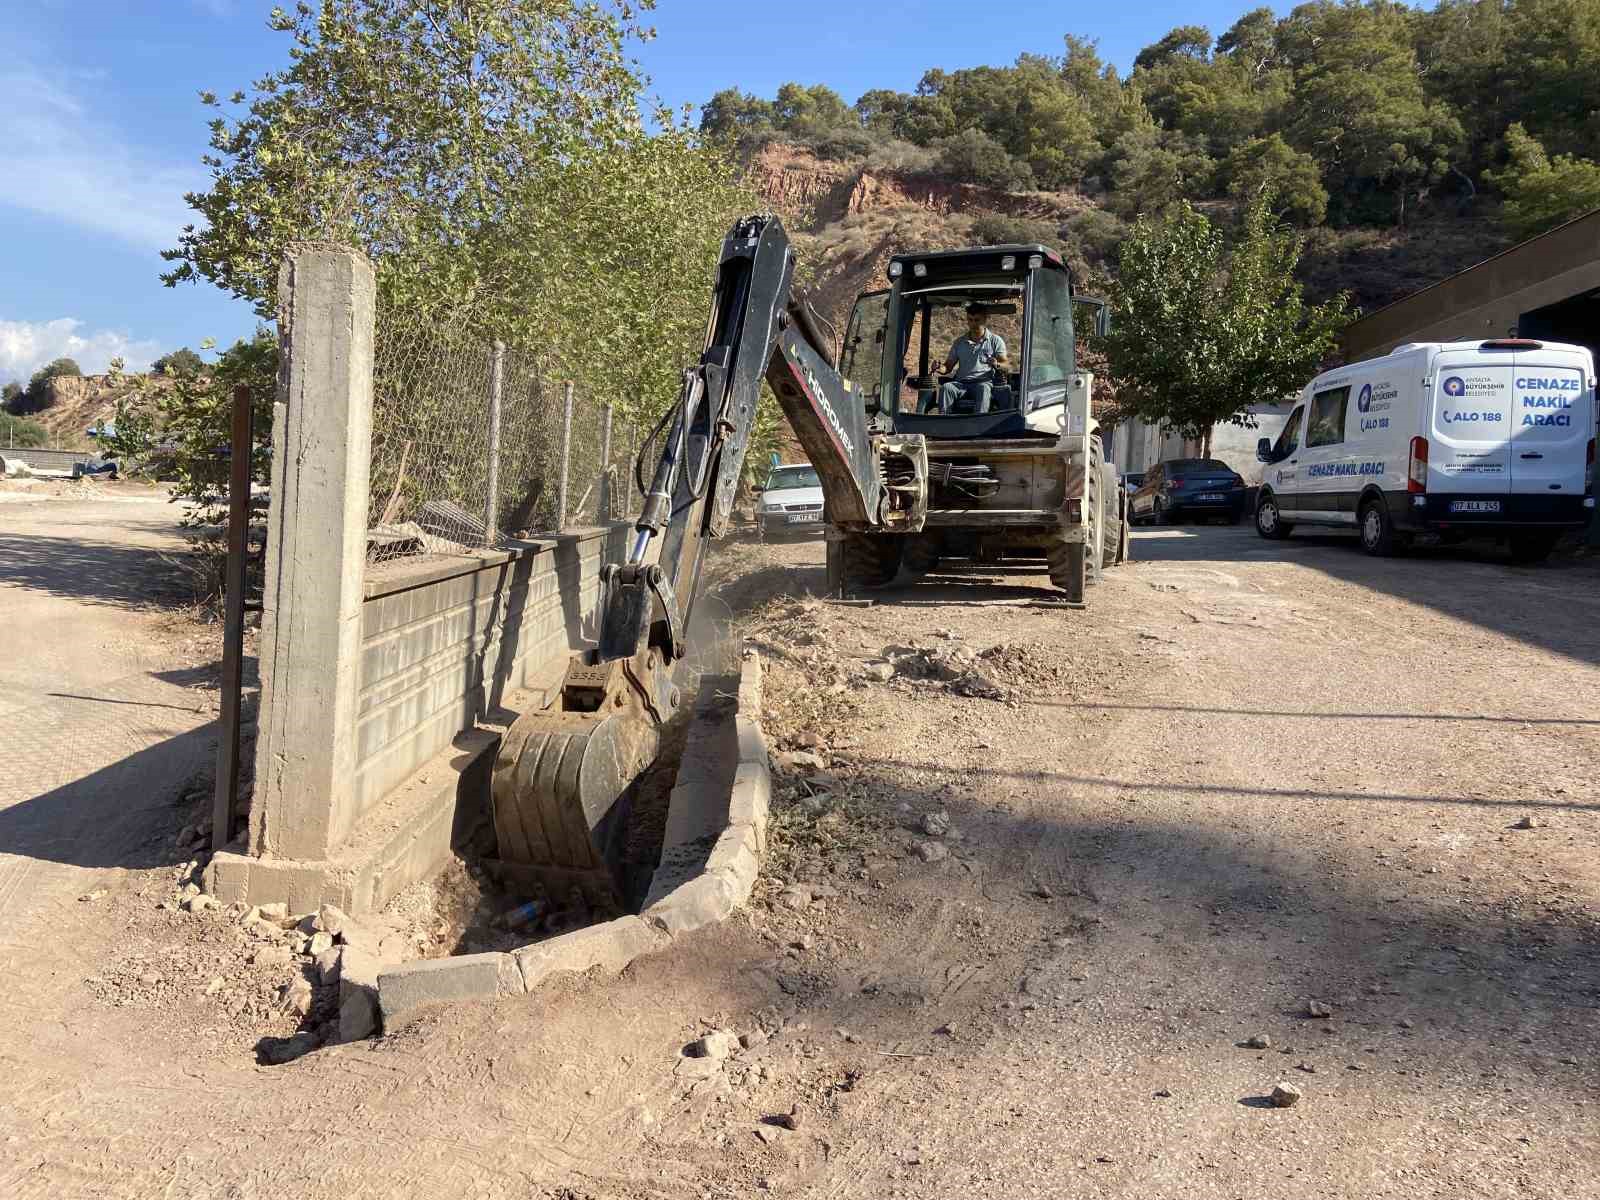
[0,447,101,473]
[352,527,625,836]
[207,243,632,914]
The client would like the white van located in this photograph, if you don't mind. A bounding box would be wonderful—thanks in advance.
[1255,337,1596,562]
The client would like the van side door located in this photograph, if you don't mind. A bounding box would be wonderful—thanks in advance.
[1297,384,1352,525]
[1264,403,1307,514]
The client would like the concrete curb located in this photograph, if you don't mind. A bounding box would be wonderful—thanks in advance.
[376,645,770,1029]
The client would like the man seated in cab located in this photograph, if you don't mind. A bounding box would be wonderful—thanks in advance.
[938,303,1010,415]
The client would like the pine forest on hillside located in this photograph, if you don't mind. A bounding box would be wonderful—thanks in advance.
[704,0,1600,317]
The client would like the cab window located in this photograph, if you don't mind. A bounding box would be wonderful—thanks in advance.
[1027,266,1075,395]
[840,290,889,409]
[1269,405,1304,461]
[1305,386,1349,449]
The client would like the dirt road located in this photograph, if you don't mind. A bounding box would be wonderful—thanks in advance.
[3,521,1597,1198]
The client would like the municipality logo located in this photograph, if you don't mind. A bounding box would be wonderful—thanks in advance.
[1357,384,1373,412]
[1443,376,1466,397]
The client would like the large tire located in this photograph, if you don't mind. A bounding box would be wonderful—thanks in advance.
[838,531,904,592]
[1255,492,1293,540]
[1358,496,1399,556]
[900,533,941,579]
[1048,437,1104,601]
[1100,460,1124,570]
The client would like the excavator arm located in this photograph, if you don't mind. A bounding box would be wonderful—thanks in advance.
[491,214,924,903]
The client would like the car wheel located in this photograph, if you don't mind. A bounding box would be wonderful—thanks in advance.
[1358,498,1397,556]
[1153,498,1168,525]
[1255,494,1293,540]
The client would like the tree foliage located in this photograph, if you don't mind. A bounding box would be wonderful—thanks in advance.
[166,0,753,428]
[2,415,50,448]
[1487,122,1600,240]
[102,332,279,523]
[1102,200,1351,447]
[153,347,205,376]
[705,1,1600,237]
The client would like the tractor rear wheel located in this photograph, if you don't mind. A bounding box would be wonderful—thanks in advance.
[835,531,904,594]
[900,533,941,579]
[1048,436,1105,602]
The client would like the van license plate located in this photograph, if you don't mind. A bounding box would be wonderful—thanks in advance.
[1449,499,1501,513]
[1198,492,1224,501]
[787,513,817,523]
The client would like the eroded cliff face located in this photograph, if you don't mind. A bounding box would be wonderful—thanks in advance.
[747,143,1087,231]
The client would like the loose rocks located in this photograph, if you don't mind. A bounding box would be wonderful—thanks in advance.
[1270,1082,1303,1108]
[914,841,949,863]
[920,810,951,838]
[1305,999,1333,1019]
[688,1029,741,1060]
[862,662,895,682]
[1513,815,1542,830]
[1245,1034,1272,1050]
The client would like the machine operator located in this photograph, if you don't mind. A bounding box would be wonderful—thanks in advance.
[939,303,1009,414]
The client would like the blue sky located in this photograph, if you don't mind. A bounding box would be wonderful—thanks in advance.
[0,0,1277,386]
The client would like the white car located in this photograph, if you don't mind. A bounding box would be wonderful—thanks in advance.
[756,463,824,539]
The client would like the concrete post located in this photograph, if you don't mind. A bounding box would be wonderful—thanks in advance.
[486,340,504,543]
[250,243,376,861]
[557,380,574,531]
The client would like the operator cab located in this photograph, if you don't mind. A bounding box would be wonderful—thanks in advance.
[837,245,1097,440]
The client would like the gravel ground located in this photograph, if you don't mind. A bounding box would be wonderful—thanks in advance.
[3,521,1597,1198]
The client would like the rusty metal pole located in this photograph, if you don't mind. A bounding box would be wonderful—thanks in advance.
[212,385,253,850]
[485,340,504,544]
[557,380,574,531]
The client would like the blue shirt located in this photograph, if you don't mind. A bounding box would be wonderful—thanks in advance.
[948,330,1006,381]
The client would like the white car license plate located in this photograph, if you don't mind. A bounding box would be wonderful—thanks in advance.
[1449,499,1501,513]
[786,513,816,523]
[1198,492,1224,501]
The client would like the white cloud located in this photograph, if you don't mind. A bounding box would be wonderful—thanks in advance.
[0,318,162,382]
[0,63,205,251]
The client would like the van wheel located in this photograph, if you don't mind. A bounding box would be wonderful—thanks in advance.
[1255,494,1292,540]
[1359,498,1399,556]
[1508,531,1559,565]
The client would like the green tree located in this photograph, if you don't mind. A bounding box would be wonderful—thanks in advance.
[932,128,1035,191]
[165,0,752,429]
[1102,200,1351,454]
[1280,0,1464,224]
[1487,123,1600,240]
[1,381,21,411]
[2,415,51,448]
[1105,121,1215,218]
[1222,133,1329,225]
[104,332,278,521]
[152,347,205,376]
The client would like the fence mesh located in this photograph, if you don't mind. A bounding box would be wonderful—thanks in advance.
[367,306,636,566]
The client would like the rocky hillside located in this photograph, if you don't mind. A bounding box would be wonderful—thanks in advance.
[10,375,143,451]
[749,141,1507,338]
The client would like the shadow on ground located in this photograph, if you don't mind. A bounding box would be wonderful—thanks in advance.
[0,724,214,870]
[0,528,198,610]
[1130,524,1600,667]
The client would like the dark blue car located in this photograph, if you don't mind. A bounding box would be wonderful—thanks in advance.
[1129,458,1248,524]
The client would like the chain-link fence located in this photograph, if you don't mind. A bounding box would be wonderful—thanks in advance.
[367,305,638,565]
